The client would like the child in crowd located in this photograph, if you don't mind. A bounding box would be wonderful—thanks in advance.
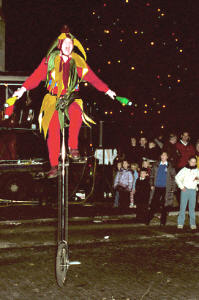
[129,162,139,208]
[113,161,123,208]
[135,168,151,223]
[175,156,199,230]
[141,159,151,176]
[130,162,139,173]
[114,160,133,210]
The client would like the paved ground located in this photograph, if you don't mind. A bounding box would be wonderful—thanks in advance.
[0,215,199,299]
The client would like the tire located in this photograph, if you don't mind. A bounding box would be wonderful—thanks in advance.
[56,241,70,287]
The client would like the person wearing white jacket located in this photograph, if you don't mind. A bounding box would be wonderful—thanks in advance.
[175,156,199,229]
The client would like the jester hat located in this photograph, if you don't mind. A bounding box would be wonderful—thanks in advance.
[46,25,87,61]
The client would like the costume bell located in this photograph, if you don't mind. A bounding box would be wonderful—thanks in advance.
[4,25,116,177]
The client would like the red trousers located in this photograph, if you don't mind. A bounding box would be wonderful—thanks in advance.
[47,102,82,167]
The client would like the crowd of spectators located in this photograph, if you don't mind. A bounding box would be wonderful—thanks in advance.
[110,131,199,229]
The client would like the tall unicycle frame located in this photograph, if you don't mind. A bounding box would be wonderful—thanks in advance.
[56,120,70,287]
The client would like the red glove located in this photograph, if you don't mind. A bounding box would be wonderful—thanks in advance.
[4,105,14,119]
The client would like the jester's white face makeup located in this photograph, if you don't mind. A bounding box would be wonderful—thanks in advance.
[61,38,74,56]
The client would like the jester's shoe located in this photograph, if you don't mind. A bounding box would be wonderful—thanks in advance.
[47,166,58,179]
[68,148,80,161]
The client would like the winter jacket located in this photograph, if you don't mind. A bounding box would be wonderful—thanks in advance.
[175,166,199,190]
[136,145,149,164]
[125,146,139,163]
[135,178,151,203]
[162,142,178,168]
[114,168,133,192]
[146,146,160,161]
[149,161,176,206]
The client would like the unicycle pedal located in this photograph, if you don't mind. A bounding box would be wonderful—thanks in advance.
[67,147,88,164]
[68,155,87,164]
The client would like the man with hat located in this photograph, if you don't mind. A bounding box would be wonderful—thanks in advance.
[5,25,116,178]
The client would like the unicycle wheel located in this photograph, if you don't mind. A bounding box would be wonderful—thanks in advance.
[56,241,69,287]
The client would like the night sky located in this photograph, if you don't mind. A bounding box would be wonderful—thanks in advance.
[2,0,199,138]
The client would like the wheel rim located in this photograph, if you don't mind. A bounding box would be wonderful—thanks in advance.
[56,242,69,287]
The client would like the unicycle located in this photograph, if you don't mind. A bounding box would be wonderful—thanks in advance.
[55,108,87,286]
[55,115,83,287]
[56,122,70,287]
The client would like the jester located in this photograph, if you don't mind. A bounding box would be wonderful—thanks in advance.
[4,26,116,178]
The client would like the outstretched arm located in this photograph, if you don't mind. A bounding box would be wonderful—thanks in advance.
[13,57,48,99]
[78,64,116,99]
[4,58,48,119]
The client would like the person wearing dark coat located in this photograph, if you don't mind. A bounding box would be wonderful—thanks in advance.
[135,169,151,223]
[162,134,178,169]
[146,152,176,226]
[125,137,138,163]
[136,136,149,165]
[147,140,161,162]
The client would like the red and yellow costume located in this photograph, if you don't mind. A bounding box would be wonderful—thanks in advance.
[23,55,109,166]
[5,28,110,167]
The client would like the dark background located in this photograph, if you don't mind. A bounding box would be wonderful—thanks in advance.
[2,0,199,142]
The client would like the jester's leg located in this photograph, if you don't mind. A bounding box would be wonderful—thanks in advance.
[68,102,82,160]
[47,110,60,178]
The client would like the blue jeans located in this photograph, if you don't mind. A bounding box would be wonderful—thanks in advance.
[178,188,196,226]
